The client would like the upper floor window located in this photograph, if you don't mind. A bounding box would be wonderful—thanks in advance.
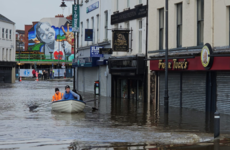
[105,11,108,40]
[139,20,143,53]
[81,22,83,47]
[97,15,100,42]
[177,3,182,48]
[139,0,142,4]
[197,0,204,46]
[9,30,12,40]
[92,17,95,44]
[2,28,4,38]
[127,0,130,8]
[6,29,8,39]
[116,0,119,11]
[159,8,164,50]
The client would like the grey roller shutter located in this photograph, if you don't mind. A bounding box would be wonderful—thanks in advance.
[159,72,180,107]
[217,72,230,115]
[182,72,206,111]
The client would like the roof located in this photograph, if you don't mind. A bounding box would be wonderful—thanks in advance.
[0,14,15,25]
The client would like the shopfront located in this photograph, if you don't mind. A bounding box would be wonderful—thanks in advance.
[109,56,146,100]
[150,44,230,116]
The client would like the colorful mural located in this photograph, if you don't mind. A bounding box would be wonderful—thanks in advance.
[28,20,74,60]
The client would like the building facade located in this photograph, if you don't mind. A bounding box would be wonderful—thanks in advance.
[0,14,16,83]
[108,0,147,100]
[74,0,113,97]
[148,0,230,117]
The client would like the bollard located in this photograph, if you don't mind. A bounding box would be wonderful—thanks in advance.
[20,76,22,82]
[214,111,220,139]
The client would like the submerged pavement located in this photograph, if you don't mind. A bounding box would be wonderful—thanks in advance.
[0,81,230,149]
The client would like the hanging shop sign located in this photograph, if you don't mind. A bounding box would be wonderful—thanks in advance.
[158,59,188,70]
[99,48,113,54]
[85,29,93,41]
[201,43,213,70]
[86,1,99,13]
[112,30,129,52]
[111,5,147,24]
[72,4,80,32]
[90,46,104,57]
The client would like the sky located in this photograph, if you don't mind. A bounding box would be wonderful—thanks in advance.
[0,0,74,30]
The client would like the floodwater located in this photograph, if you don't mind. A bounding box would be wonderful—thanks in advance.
[0,81,230,149]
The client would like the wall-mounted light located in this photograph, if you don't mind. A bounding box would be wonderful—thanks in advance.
[60,0,67,11]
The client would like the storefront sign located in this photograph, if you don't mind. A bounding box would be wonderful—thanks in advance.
[90,46,104,57]
[85,29,93,41]
[158,59,188,70]
[86,1,99,13]
[99,48,113,54]
[111,5,147,25]
[201,43,213,70]
[112,30,129,52]
[72,4,80,32]
[72,57,100,67]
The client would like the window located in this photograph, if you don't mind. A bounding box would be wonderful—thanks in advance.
[81,22,83,47]
[97,15,100,42]
[9,49,11,61]
[159,8,164,50]
[2,48,4,61]
[177,3,182,48]
[87,20,89,46]
[139,0,142,4]
[139,20,142,53]
[5,49,8,61]
[116,0,119,11]
[105,11,108,40]
[2,28,4,38]
[126,22,130,29]
[127,0,130,8]
[92,17,94,44]
[9,30,12,40]
[6,29,8,39]
[197,0,204,46]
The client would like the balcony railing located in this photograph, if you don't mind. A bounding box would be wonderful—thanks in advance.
[15,54,72,62]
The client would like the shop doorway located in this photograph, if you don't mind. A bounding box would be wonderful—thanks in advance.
[112,76,144,100]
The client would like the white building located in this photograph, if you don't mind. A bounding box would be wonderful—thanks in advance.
[108,0,148,100]
[0,14,16,83]
[75,0,113,97]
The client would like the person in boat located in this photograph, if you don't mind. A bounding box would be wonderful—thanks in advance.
[52,88,64,102]
[62,85,80,100]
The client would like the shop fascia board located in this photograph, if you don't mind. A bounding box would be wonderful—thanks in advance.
[77,41,111,51]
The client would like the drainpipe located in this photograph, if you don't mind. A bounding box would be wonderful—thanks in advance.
[145,0,149,102]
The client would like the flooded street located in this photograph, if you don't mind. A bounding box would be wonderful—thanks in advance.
[0,81,230,149]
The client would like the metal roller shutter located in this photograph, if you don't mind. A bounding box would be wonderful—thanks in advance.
[216,72,230,115]
[182,72,206,111]
[159,72,180,107]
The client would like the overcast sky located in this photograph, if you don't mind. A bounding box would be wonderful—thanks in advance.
[0,0,74,30]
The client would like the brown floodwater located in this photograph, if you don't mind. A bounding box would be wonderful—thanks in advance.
[0,80,230,149]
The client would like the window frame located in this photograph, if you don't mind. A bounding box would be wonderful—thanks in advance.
[197,0,204,46]
[6,29,8,39]
[139,20,142,53]
[97,15,100,42]
[159,8,164,50]
[2,28,5,39]
[177,3,183,48]
[9,30,12,40]
[105,11,108,40]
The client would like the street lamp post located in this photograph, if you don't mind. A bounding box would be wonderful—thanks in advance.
[164,0,169,114]
[18,42,21,81]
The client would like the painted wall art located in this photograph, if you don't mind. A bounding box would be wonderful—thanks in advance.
[28,21,74,60]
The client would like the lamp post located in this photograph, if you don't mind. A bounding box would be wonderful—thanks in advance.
[164,0,169,114]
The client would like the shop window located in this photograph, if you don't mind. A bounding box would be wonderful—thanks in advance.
[139,20,142,53]
[177,3,182,48]
[104,11,108,41]
[2,48,4,61]
[159,8,164,50]
[197,0,204,46]
[121,80,128,99]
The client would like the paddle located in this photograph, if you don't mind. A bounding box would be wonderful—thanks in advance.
[85,105,98,111]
